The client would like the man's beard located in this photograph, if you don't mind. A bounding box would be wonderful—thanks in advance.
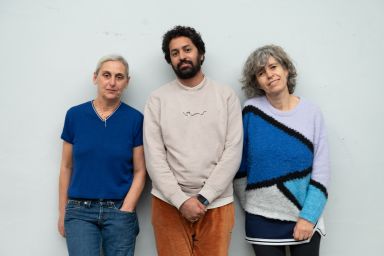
[172,58,201,79]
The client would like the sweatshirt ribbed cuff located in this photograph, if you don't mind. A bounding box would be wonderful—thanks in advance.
[198,185,218,204]
[170,192,190,210]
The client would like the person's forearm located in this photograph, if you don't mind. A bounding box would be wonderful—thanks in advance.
[144,99,189,208]
[121,170,146,211]
[200,93,243,202]
[121,145,147,211]
[59,167,71,215]
[59,141,73,215]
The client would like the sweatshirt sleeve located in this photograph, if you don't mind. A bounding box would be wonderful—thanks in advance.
[234,109,249,209]
[199,90,243,203]
[299,109,330,224]
[143,94,190,209]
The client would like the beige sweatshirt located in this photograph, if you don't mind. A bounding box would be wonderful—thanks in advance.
[143,77,243,209]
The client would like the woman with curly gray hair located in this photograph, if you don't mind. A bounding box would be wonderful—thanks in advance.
[234,45,330,256]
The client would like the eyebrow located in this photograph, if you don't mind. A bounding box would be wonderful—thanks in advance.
[101,71,125,76]
[267,61,278,66]
[171,44,191,52]
[256,62,277,74]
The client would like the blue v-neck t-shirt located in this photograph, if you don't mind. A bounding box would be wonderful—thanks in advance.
[61,101,143,199]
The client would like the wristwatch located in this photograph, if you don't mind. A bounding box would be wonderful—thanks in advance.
[197,194,209,206]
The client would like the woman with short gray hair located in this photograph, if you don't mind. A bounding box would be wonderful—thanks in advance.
[58,54,146,256]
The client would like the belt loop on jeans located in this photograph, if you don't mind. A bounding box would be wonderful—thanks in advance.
[83,200,92,208]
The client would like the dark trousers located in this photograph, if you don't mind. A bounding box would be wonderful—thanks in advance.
[252,232,321,256]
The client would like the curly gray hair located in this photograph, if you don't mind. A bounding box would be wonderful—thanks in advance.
[241,45,297,98]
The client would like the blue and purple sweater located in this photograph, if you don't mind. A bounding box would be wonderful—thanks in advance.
[234,96,330,244]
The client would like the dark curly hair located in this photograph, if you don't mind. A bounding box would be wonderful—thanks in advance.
[162,25,206,64]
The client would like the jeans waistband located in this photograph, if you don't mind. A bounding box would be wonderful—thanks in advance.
[69,197,123,201]
[68,198,123,207]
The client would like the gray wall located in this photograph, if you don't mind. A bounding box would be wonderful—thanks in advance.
[0,0,383,255]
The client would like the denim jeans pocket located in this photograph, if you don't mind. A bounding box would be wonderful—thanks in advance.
[111,201,136,215]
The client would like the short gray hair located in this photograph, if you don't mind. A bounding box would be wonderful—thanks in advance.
[95,54,129,77]
[241,45,297,98]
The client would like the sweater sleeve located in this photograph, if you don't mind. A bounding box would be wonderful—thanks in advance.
[143,94,190,209]
[199,90,243,203]
[234,109,249,209]
[299,110,330,224]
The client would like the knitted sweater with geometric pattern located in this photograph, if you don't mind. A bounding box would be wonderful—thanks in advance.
[234,96,330,224]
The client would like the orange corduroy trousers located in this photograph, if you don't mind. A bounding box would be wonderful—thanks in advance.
[151,196,235,256]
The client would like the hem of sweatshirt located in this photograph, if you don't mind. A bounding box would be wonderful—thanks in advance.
[151,189,189,209]
[207,196,234,209]
[151,189,234,210]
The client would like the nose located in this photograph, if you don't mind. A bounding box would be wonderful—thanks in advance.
[266,68,273,78]
[179,51,187,61]
[109,77,116,86]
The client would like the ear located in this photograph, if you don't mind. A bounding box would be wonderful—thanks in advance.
[200,55,205,64]
[124,76,130,88]
[93,72,98,84]
[284,69,289,78]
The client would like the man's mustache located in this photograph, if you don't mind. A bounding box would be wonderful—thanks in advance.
[177,60,193,69]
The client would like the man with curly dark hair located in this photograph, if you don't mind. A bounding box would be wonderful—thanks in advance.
[144,25,243,256]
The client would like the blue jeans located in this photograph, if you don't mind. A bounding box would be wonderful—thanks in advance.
[64,199,139,256]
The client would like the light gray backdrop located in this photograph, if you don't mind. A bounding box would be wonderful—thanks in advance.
[0,0,383,255]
